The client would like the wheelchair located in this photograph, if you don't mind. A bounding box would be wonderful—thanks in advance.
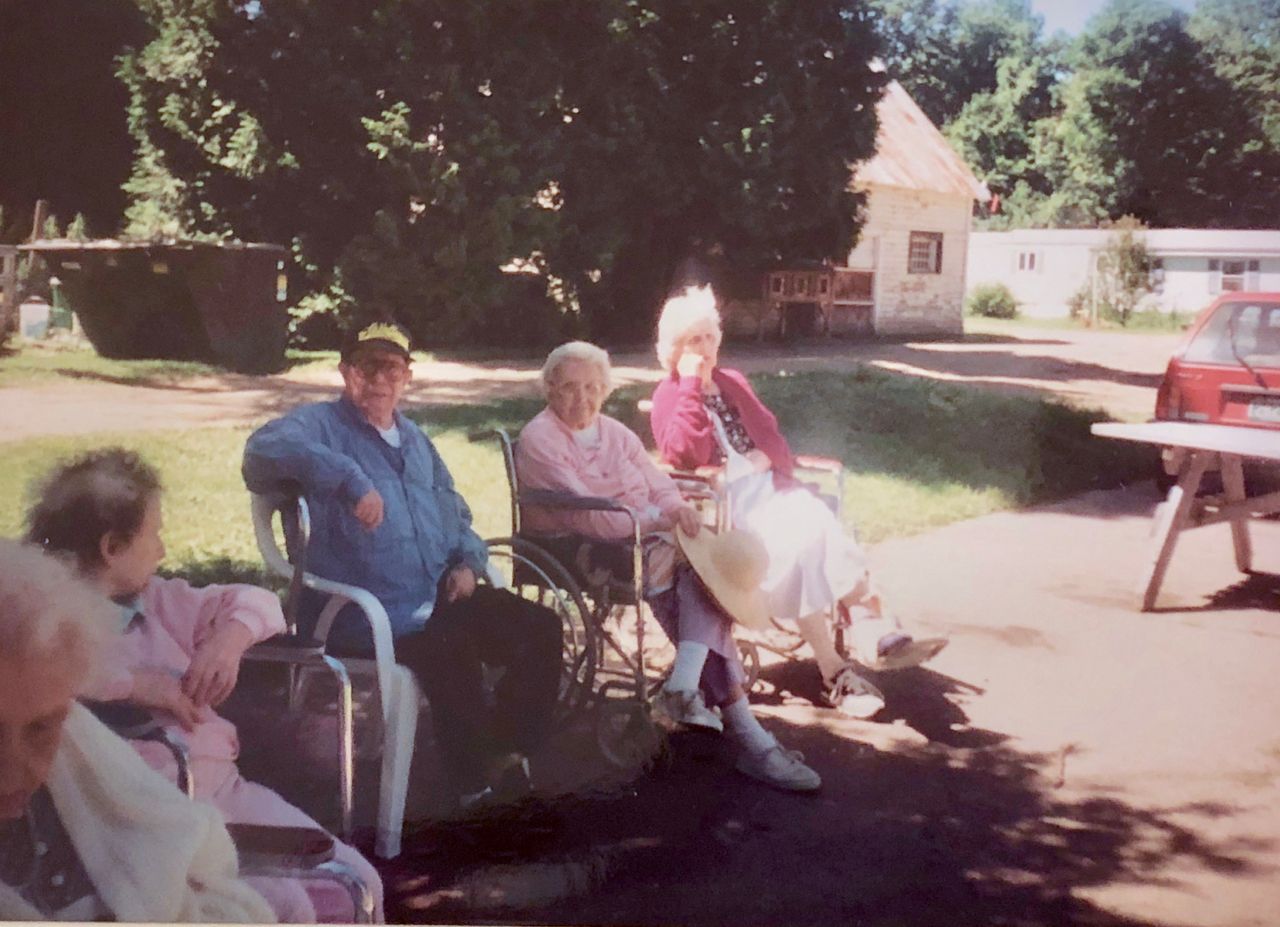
[471,427,727,768]
[85,700,376,922]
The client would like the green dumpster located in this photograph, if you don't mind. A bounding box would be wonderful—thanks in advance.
[20,238,290,374]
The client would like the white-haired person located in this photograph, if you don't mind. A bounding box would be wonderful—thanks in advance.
[650,286,947,719]
[515,340,821,793]
[24,447,383,923]
[0,538,275,922]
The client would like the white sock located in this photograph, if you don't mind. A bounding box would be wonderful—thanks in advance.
[666,641,710,693]
[722,696,776,754]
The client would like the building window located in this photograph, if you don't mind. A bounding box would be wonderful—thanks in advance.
[1017,250,1038,272]
[1210,258,1261,293]
[908,232,943,274]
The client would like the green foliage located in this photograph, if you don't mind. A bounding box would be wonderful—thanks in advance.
[966,282,1019,319]
[119,0,884,346]
[1092,218,1153,327]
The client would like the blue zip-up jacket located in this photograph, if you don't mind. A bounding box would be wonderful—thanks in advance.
[242,397,489,652]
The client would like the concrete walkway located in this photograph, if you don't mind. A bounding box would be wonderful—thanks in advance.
[381,484,1280,927]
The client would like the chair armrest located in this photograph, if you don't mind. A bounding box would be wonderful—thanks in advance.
[228,823,335,868]
[519,488,633,515]
[82,700,161,739]
[794,455,842,475]
[244,635,327,664]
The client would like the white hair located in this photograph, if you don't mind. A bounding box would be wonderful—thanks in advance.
[0,539,110,685]
[655,284,722,373]
[540,341,613,395]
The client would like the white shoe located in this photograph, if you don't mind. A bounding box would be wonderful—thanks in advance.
[653,686,724,732]
[736,743,822,792]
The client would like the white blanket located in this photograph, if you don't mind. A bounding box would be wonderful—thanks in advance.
[0,703,275,923]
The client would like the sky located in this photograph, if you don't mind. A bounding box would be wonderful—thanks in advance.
[1030,0,1198,36]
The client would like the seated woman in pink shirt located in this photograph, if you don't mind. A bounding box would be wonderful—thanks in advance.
[516,341,821,794]
[24,448,383,924]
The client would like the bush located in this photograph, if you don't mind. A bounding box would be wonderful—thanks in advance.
[967,283,1019,319]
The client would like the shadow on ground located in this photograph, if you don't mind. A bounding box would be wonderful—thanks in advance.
[362,674,1262,927]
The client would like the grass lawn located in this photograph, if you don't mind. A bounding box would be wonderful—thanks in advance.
[966,312,1191,337]
[0,341,222,387]
[0,366,1155,585]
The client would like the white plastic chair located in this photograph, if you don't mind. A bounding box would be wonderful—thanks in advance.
[250,492,421,860]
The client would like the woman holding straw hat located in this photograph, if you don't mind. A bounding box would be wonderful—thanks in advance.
[516,341,821,793]
[650,285,947,720]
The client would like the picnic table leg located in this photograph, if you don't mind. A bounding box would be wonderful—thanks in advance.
[1139,450,1210,611]
[1219,453,1252,573]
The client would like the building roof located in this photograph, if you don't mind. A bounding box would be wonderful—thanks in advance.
[971,228,1280,256]
[853,80,990,202]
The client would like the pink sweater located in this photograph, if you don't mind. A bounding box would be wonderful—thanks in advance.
[650,367,796,484]
[88,576,286,774]
[516,408,685,540]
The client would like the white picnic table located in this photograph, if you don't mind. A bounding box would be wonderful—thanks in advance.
[1091,421,1280,610]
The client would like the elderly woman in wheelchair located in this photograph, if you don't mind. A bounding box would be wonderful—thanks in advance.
[0,539,275,922]
[515,341,821,793]
[650,286,948,719]
[24,448,383,923]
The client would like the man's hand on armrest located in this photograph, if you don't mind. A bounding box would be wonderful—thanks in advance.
[353,489,385,530]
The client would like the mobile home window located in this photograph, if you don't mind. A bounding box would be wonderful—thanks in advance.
[1017,250,1038,272]
[908,232,943,274]
[1210,258,1261,293]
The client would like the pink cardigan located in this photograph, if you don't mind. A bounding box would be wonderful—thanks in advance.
[650,367,796,483]
[516,408,685,540]
[88,576,286,774]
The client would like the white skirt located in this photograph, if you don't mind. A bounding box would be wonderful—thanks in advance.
[729,470,868,621]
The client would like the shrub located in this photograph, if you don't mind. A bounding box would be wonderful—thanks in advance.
[967,283,1019,319]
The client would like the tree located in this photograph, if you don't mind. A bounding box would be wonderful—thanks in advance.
[1092,218,1152,326]
[867,0,1050,126]
[1044,0,1276,228]
[1188,0,1280,151]
[120,0,884,345]
[0,0,146,242]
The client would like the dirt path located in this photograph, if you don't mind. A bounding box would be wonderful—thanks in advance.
[0,326,1179,442]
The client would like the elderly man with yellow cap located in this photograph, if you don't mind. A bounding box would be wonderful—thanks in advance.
[516,341,821,792]
[242,321,563,807]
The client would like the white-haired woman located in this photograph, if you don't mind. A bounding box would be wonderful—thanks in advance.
[650,287,947,718]
[0,539,274,922]
[514,341,821,793]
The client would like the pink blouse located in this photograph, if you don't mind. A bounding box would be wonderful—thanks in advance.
[87,576,286,772]
[515,408,685,540]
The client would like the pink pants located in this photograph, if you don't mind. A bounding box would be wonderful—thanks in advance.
[139,747,384,924]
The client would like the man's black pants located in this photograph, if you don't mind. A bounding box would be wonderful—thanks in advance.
[394,586,562,795]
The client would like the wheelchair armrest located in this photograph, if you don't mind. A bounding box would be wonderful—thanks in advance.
[82,699,161,739]
[519,488,632,514]
[243,635,327,664]
[227,823,335,869]
[794,455,842,475]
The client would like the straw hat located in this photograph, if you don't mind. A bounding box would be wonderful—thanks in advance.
[676,526,771,632]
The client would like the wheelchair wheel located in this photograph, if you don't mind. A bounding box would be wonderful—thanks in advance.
[737,638,762,693]
[485,537,600,723]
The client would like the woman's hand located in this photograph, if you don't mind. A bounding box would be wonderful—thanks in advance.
[675,349,710,383]
[184,620,254,708]
[746,449,773,473]
[131,667,202,730]
[673,505,702,537]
